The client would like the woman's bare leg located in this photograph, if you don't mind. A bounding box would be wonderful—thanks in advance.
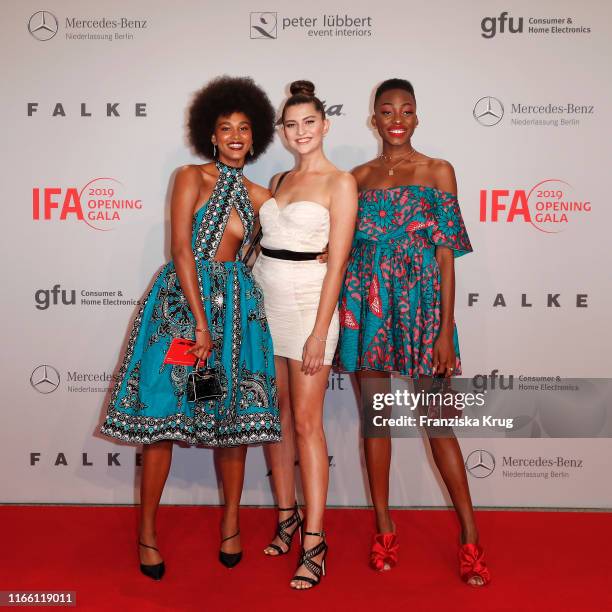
[288,361,331,589]
[357,370,394,534]
[263,356,301,554]
[139,441,173,565]
[216,445,247,554]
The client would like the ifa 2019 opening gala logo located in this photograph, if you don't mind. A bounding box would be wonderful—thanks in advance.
[32,178,143,231]
[479,179,591,234]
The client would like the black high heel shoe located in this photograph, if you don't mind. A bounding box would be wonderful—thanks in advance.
[291,530,328,590]
[264,503,303,556]
[138,541,165,581]
[219,530,242,568]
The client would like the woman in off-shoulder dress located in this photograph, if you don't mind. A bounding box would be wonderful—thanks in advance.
[335,78,490,587]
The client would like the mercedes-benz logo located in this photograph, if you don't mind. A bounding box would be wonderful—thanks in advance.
[30,365,61,394]
[28,11,59,41]
[465,449,495,478]
[473,96,504,126]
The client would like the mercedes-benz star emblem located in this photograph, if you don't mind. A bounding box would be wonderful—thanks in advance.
[30,365,61,394]
[28,11,59,41]
[473,96,504,126]
[465,449,496,478]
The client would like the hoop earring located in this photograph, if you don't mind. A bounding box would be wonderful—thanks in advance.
[213,143,217,157]
[249,145,254,156]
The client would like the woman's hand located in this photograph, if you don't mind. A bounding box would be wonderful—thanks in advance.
[186,328,215,364]
[316,244,329,264]
[432,330,456,377]
[301,334,326,376]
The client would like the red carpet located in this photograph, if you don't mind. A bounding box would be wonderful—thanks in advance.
[2,506,611,611]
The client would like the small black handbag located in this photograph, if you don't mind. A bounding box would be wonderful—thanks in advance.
[186,358,223,402]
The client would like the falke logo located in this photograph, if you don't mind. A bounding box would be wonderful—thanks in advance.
[30,452,142,466]
[28,11,59,41]
[32,178,143,231]
[479,179,591,233]
[250,12,277,39]
[467,292,588,308]
[27,102,147,118]
[481,12,523,38]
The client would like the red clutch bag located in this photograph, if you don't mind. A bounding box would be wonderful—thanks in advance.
[163,338,197,366]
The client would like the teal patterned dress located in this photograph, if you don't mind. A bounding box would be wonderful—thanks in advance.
[100,161,281,446]
[335,186,472,376]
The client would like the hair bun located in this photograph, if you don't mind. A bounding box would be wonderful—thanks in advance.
[289,80,315,97]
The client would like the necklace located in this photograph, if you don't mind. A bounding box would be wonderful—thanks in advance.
[380,148,418,176]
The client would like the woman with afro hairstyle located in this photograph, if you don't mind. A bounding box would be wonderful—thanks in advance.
[100,76,281,579]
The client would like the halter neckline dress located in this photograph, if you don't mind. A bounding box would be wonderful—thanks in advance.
[101,160,281,446]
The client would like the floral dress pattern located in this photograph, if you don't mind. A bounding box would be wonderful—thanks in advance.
[335,186,472,376]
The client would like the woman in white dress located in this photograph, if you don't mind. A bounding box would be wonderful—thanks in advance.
[252,80,357,589]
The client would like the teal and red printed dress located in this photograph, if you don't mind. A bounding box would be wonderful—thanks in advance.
[335,186,472,376]
[100,161,280,447]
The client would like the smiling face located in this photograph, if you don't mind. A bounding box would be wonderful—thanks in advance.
[211,112,253,166]
[372,88,417,147]
[282,102,329,155]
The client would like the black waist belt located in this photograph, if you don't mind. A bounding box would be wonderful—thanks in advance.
[261,246,322,261]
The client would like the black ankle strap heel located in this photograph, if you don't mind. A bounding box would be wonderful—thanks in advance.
[265,502,303,556]
[291,530,328,589]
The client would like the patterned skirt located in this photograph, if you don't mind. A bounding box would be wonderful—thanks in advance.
[335,240,462,377]
[100,260,281,447]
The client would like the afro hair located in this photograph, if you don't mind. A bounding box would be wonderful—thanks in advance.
[187,75,275,163]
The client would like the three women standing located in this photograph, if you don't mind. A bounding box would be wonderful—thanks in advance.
[101,74,488,588]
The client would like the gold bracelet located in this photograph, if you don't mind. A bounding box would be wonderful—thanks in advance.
[195,328,210,335]
[310,332,327,343]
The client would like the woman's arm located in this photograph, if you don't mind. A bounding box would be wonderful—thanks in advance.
[302,172,358,375]
[170,166,213,360]
[242,180,272,267]
[433,160,458,376]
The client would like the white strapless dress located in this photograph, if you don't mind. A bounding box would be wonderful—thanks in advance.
[252,198,339,364]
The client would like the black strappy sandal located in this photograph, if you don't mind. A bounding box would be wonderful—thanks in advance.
[264,503,303,556]
[219,530,242,568]
[291,530,328,590]
[138,541,165,581]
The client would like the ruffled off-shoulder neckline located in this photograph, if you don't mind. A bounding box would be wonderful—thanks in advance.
[359,185,457,198]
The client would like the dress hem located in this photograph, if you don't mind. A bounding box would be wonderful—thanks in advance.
[100,425,281,448]
[335,363,461,378]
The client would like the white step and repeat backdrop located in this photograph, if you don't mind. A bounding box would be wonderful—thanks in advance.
[2,0,611,507]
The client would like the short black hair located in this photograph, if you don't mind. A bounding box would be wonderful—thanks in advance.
[187,76,275,162]
[374,78,415,103]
